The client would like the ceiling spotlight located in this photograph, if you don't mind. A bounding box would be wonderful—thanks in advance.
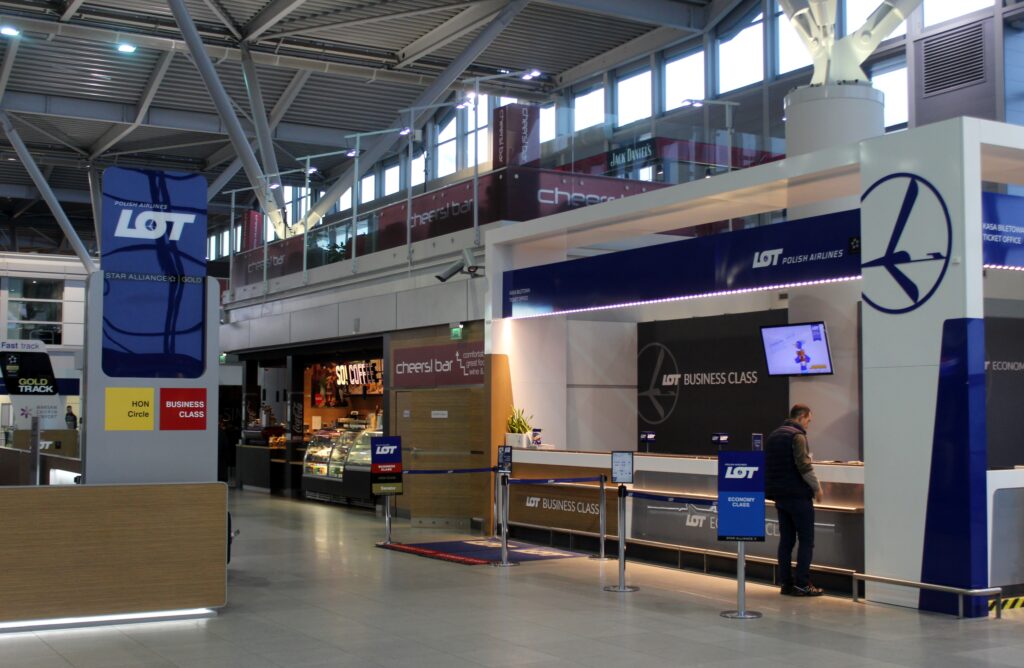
[117,43,137,53]
[268,182,281,190]
[399,127,412,136]
[306,166,318,174]
[346,149,358,157]
[0,26,20,37]
[521,69,541,80]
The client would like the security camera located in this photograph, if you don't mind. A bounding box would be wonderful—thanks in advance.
[436,258,465,283]
[435,248,483,282]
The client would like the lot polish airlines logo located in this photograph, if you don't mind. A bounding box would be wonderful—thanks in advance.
[753,248,783,268]
[374,444,398,456]
[114,208,198,241]
[861,173,952,314]
[724,465,759,479]
[637,342,680,425]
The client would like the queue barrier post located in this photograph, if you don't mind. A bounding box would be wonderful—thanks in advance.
[721,541,761,619]
[604,484,638,593]
[493,472,518,568]
[589,475,608,561]
[383,495,393,546]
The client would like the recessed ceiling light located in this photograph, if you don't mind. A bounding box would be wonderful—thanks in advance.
[117,43,137,54]
[0,26,20,37]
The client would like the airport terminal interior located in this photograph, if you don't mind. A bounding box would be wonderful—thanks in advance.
[1,0,1024,665]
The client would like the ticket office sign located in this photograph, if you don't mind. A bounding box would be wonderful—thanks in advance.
[717,451,765,542]
[371,436,403,496]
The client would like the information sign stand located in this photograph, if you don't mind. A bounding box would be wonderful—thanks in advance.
[717,450,765,619]
[371,436,403,547]
[604,452,637,593]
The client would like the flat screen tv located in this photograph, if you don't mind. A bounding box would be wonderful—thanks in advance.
[760,321,834,377]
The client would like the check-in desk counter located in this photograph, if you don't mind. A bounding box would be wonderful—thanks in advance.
[509,449,864,581]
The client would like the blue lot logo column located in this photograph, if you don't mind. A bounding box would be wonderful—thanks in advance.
[860,121,988,617]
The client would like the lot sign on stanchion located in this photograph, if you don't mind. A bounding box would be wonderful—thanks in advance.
[371,436,403,546]
[718,450,765,619]
[605,451,638,593]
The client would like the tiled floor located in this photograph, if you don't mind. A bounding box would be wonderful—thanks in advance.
[3,490,1022,667]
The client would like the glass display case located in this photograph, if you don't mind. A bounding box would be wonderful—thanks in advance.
[303,431,347,479]
[302,427,381,505]
[345,429,381,468]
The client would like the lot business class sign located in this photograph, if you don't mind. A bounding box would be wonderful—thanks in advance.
[101,167,207,378]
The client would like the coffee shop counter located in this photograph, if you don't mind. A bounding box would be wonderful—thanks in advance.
[508,449,864,576]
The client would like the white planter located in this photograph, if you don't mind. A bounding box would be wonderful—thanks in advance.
[505,433,531,448]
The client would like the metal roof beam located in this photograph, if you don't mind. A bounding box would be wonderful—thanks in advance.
[245,0,310,43]
[240,45,285,211]
[168,0,285,237]
[0,111,96,272]
[302,0,529,229]
[396,0,507,69]
[89,51,175,160]
[535,0,704,31]
[206,69,311,200]
[704,0,753,32]
[0,37,18,105]
[0,90,361,147]
[261,0,481,41]
[200,0,243,40]
[555,26,694,87]
[9,113,87,156]
[59,0,86,22]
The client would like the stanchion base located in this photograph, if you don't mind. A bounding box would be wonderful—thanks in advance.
[720,610,762,619]
[588,555,611,561]
[376,541,392,547]
[603,585,639,593]
[491,561,519,568]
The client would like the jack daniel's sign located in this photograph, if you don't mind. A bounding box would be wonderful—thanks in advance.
[609,138,656,169]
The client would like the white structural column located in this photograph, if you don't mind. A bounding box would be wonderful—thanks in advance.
[206,70,311,201]
[860,118,988,616]
[166,0,285,238]
[239,45,285,212]
[301,0,529,231]
[0,111,96,272]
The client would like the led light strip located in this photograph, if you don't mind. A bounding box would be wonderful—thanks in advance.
[984,264,1024,272]
[509,275,863,320]
[0,608,216,633]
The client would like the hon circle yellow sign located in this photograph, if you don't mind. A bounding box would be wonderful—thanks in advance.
[105,387,155,431]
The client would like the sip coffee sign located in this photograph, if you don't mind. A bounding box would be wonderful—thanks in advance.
[717,450,765,542]
[371,436,403,495]
[101,167,207,379]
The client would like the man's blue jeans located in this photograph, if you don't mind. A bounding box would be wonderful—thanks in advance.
[775,496,815,587]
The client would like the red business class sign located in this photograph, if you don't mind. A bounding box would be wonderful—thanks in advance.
[160,388,207,430]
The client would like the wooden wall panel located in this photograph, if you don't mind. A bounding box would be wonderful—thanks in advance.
[0,483,227,623]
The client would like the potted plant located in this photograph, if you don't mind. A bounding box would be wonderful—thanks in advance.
[505,407,532,448]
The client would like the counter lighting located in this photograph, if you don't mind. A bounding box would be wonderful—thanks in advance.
[509,275,863,320]
[0,608,216,633]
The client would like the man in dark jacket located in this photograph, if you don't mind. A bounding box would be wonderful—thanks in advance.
[765,404,823,597]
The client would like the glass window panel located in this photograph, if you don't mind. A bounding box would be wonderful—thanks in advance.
[8,300,62,322]
[923,0,991,28]
[438,116,457,142]
[234,225,242,252]
[778,11,813,74]
[540,104,556,142]
[499,96,518,107]
[846,0,905,37]
[383,165,400,196]
[574,87,605,131]
[474,93,490,130]
[637,166,654,181]
[616,70,652,126]
[411,153,426,186]
[7,323,61,345]
[718,18,764,93]
[437,140,457,177]
[360,174,376,203]
[337,188,352,212]
[219,229,229,257]
[207,236,215,260]
[872,66,908,128]
[469,129,490,165]
[9,279,63,301]
[665,51,705,111]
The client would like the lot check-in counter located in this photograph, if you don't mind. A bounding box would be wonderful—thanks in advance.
[508,449,864,584]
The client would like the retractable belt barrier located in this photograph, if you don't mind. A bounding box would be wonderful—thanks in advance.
[508,476,605,485]
[405,467,496,475]
[627,490,715,507]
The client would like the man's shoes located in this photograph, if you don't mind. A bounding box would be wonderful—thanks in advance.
[790,584,824,597]
[780,584,795,596]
